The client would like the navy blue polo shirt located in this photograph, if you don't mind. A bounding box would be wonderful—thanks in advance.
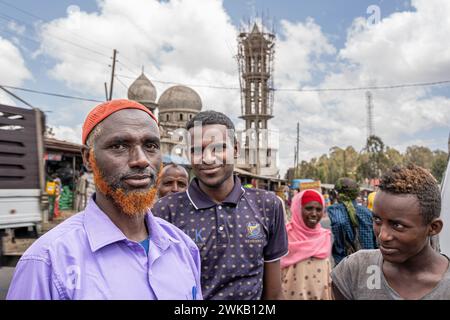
[152,176,288,300]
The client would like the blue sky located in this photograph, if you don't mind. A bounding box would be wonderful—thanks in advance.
[1,0,415,101]
[224,0,411,42]
[0,0,449,174]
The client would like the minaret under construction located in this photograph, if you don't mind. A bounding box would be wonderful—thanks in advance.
[236,23,278,177]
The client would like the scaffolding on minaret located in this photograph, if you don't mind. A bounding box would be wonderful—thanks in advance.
[236,22,276,175]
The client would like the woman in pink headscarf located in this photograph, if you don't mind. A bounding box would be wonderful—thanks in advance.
[281,189,332,300]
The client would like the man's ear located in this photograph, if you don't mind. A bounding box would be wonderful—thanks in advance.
[429,218,443,237]
[82,145,93,173]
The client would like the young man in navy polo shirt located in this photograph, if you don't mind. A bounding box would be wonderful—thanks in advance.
[153,111,288,300]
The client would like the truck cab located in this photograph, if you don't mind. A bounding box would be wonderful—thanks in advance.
[0,104,45,265]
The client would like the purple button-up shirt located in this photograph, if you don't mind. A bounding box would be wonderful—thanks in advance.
[7,197,202,300]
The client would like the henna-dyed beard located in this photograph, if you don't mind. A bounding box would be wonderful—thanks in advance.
[90,150,160,217]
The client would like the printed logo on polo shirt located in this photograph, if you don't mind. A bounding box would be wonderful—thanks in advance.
[246,221,263,240]
[185,228,205,244]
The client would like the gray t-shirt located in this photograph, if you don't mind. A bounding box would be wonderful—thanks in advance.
[331,249,450,300]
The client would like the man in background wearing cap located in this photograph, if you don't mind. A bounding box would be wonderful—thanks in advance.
[7,99,202,300]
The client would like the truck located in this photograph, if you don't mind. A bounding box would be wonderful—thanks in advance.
[0,103,45,266]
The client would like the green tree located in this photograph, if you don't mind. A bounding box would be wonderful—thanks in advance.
[357,135,389,179]
[431,150,448,183]
[298,159,318,179]
[285,139,448,186]
[344,146,359,179]
[404,145,433,169]
[385,147,404,167]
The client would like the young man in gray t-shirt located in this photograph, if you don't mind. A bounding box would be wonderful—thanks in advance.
[332,165,450,300]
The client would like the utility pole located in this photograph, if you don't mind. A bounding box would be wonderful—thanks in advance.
[294,145,297,179]
[104,82,108,101]
[108,49,117,101]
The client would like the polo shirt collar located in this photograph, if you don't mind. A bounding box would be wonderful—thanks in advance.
[186,176,245,210]
[84,196,179,253]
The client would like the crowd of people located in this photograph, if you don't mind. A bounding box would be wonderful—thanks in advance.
[5,99,449,300]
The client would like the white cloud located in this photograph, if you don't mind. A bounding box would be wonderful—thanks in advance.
[37,0,237,94]
[272,0,450,175]
[341,0,450,84]
[0,36,31,105]
[35,0,241,147]
[276,18,336,87]
[36,0,241,130]
[50,124,83,144]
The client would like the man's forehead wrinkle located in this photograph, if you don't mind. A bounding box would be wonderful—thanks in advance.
[98,112,160,143]
[101,109,158,129]
[172,168,188,177]
[100,133,160,148]
[109,108,154,119]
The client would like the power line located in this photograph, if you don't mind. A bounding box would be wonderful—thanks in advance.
[2,69,446,105]
[275,80,450,92]
[116,74,450,93]
[115,75,129,90]
[116,74,239,90]
[0,0,42,21]
[0,0,143,73]
[0,22,109,68]
[0,0,112,52]
[117,61,141,78]
[0,13,109,58]
[0,84,104,103]
[0,85,34,108]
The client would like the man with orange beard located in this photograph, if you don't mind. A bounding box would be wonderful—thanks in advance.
[7,99,202,300]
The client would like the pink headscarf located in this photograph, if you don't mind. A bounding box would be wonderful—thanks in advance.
[281,189,332,269]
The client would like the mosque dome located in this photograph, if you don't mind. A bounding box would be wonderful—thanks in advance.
[127,73,157,103]
[158,85,202,111]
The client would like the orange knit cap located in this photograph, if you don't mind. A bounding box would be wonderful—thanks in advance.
[82,99,158,145]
